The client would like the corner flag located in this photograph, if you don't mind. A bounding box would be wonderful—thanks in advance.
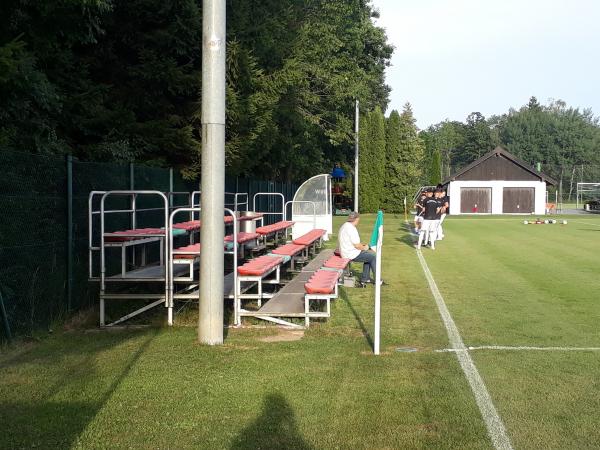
[369,210,384,250]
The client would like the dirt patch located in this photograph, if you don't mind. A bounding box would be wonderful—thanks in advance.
[258,329,305,342]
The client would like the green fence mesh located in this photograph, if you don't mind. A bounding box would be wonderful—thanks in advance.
[0,150,298,340]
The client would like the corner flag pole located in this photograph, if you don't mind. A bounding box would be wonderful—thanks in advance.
[374,223,383,355]
[199,0,226,345]
[354,99,359,212]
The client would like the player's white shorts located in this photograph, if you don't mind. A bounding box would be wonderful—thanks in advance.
[415,215,424,223]
[421,219,437,232]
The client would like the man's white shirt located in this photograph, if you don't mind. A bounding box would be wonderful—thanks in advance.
[338,222,361,260]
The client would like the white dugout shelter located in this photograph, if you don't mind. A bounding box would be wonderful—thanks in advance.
[445,147,557,215]
[291,174,333,240]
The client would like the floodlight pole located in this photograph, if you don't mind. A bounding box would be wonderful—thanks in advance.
[198,0,226,345]
[354,99,359,212]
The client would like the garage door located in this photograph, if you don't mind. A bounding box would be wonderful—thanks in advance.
[503,187,534,213]
[460,188,491,213]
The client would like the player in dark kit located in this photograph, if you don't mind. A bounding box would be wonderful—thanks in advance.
[414,192,426,234]
[437,189,449,240]
[416,189,441,250]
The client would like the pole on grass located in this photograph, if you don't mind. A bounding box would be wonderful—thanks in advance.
[354,99,359,213]
[198,0,226,345]
[373,224,383,355]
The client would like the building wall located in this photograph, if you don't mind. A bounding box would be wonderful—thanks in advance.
[448,180,547,215]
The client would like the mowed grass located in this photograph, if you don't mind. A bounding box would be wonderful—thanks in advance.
[423,214,600,449]
[0,215,491,450]
[1,214,600,448]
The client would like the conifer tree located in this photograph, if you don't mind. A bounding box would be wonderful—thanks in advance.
[385,103,425,212]
[359,107,386,212]
[430,149,442,185]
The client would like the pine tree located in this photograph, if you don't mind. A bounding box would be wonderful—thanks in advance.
[430,149,442,185]
[359,107,386,212]
[385,103,425,212]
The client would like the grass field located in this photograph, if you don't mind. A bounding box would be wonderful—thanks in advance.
[1,213,600,449]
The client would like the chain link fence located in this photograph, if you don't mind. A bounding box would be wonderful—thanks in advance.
[0,150,298,341]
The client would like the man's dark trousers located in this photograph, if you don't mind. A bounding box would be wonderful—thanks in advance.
[353,250,376,282]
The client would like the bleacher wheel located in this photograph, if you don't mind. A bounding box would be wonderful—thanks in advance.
[544,220,549,224]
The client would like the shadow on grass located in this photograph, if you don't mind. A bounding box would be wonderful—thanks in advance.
[340,286,373,350]
[230,393,312,450]
[0,328,158,449]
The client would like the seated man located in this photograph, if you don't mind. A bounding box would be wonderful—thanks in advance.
[338,211,378,287]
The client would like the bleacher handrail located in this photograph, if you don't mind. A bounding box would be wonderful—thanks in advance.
[253,192,285,218]
[166,206,238,326]
[284,200,317,229]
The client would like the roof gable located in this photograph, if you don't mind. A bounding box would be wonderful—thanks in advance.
[444,147,557,185]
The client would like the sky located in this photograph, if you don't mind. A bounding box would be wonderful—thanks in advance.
[371,0,600,129]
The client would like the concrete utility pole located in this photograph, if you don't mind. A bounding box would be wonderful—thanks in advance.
[354,99,359,212]
[199,0,226,345]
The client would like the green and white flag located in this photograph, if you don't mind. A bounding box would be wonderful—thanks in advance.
[369,210,384,250]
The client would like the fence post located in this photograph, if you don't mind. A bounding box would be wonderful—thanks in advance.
[169,168,174,208]
[66,155,73,312]
[129,162,135,190]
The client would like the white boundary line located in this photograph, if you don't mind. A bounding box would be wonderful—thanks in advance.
[570,219,600,228]
[416,249,513,450]
[438,346,600,353]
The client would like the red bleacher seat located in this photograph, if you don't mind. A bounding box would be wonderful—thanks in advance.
[293,229,326,246]
[271,243,305,256]
[238,255,283,276]
[105,228,164,242]
[304,270,340,294]
[173,243,201,259]
[173,220,201,231]
[323,255,351,270]
[255,221,294,236]
[238,213,264,221]
[224,232,260,244]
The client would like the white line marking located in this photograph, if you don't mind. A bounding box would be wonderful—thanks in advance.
[416,249,513,450]
[571,219,600,228]
[438,346,600,353]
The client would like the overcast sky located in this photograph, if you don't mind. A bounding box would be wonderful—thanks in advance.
[371,0,600,129]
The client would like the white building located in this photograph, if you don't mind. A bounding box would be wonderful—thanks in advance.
[445,147,556,215]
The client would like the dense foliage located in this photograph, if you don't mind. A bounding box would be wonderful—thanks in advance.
[0,0,392,182]
[420,97,600,197]
[358,106,386,212]
[384,104,424,212]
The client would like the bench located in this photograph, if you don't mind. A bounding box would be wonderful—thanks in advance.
[237,249,334,327]
[270,243,306,270]
[172,220,201,232]
[236,255,284,307]
[104,227,186,275]
[303,269,341,326]
[225,231,261,258]
[293,229,326,256]
[255,220,294,245]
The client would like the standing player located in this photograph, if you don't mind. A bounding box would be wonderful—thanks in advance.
[416,189,441,250]
[413,192,426,234]
[437,188,449,240]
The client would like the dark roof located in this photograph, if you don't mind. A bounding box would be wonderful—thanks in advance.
[443,146,557,186]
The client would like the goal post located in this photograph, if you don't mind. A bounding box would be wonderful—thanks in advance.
[576,183,600,209]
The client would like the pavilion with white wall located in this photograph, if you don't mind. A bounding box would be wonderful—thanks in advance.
[445,147,556,215]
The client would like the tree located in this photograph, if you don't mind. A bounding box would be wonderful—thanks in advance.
[457,112,494,166]
[359,106,386,212]
[429,150,442,185]
[1,0,394,183]
[385,103,424,212]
